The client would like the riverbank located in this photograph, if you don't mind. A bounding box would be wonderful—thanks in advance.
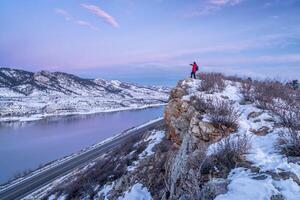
[0,103,167,122]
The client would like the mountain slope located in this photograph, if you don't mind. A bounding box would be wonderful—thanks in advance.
[6,74,300,199]
[0,68,170,121]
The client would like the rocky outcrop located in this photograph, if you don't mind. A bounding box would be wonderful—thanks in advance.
[250,126,271,136]
[163,78,232,199]
[164,79,226,146]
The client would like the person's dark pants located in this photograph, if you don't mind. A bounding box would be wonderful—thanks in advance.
[191,72,196,79]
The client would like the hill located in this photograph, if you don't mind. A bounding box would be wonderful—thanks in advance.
[0,68,170,121]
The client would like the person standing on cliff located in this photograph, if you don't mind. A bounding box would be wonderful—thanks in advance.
[190,61,198,79]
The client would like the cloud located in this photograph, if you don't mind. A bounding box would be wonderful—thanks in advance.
[209,0,242,6]
[81,4,120,28]
[54,8,99,31]
[75,20,99,31]
[187,0,243,17]
[54,8,72,21]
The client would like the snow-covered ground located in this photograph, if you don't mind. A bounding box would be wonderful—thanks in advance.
[128,129,165,171]
[0,68,169,122]
[182,78,300,199]
[96,129,165,200]
[118,183,152,200]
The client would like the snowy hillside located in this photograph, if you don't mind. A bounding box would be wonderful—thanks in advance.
[7,73,300,200]
[0,68,170,121]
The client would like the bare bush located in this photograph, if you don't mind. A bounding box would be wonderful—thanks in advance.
[198,72,226,93]
[276,129,300,157]
[252,80,291,109]
[51,134,148,199]
[190,95,210,113]
[223,75,244,83]
[286,80,299,90]
[240,80,254,102]
[201,134,251,177]
[206,98,241,130]
[190,96,240,130]
[271,103,300,130]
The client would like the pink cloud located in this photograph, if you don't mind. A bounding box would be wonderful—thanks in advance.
[81,4,120,28]
[187,0,243,17]
[75,20,99,31]
[54,8,72,21]
[54,8,99,31]
[209,0,242,6]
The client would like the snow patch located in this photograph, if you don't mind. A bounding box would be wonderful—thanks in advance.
[118,183,152,200]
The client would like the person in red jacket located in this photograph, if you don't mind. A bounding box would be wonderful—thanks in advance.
[190,61,198,79]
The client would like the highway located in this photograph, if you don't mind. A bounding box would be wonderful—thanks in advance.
[0,118,164,200]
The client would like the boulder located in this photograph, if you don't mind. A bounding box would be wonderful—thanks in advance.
[250,126,270,136]
[247,111,263,120]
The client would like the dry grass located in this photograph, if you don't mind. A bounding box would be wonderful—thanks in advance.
[252,80,291,109]
[240,79,254,102]
[206,98,241,130]
[190,95,210,113]
[190,95,240,130]
[50,134,147,200]
[276,129,300,157]
[271,103,300,131]
[198,72,226,93]
[201,134,251,177]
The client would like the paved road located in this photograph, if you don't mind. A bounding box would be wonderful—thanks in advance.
[0,119,164,200]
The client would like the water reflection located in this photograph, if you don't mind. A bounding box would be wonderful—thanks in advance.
[0,106,164,183]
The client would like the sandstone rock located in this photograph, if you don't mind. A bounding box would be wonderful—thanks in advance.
[170,87,186,99]
[263,118,275,122]
[271,194,284,200]
[247,111,263,120]
[287,156,300,164]
[250,126,270,136]
[239,99,252,105]
[252,174,268,180]
[163,78,236,199]
[221,95,229,99]
[199,179,229,200]
[266,171,300,185]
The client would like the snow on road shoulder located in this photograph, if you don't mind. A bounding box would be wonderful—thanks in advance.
[118,183,152,200]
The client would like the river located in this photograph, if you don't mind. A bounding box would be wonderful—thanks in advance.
[0,106,164,184]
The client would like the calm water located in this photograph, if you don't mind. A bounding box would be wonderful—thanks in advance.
[0,106,164,184]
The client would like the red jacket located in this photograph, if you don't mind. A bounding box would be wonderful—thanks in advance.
[192,63,197,73]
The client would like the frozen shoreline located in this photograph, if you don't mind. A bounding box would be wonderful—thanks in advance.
[0,103,167,123]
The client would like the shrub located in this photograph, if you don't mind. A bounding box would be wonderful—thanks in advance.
[223,75,244,83]
[286,80,299,90]
[252,80,291,109]
[198,72,226,93]
[206,98,241,130]
[240,79,254,102]
[190,96,240,130]
[276,129,300,157]
[271,104,300,130]
[201,134,251,176]
[190,95,210,113]
[51,133,148,199]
